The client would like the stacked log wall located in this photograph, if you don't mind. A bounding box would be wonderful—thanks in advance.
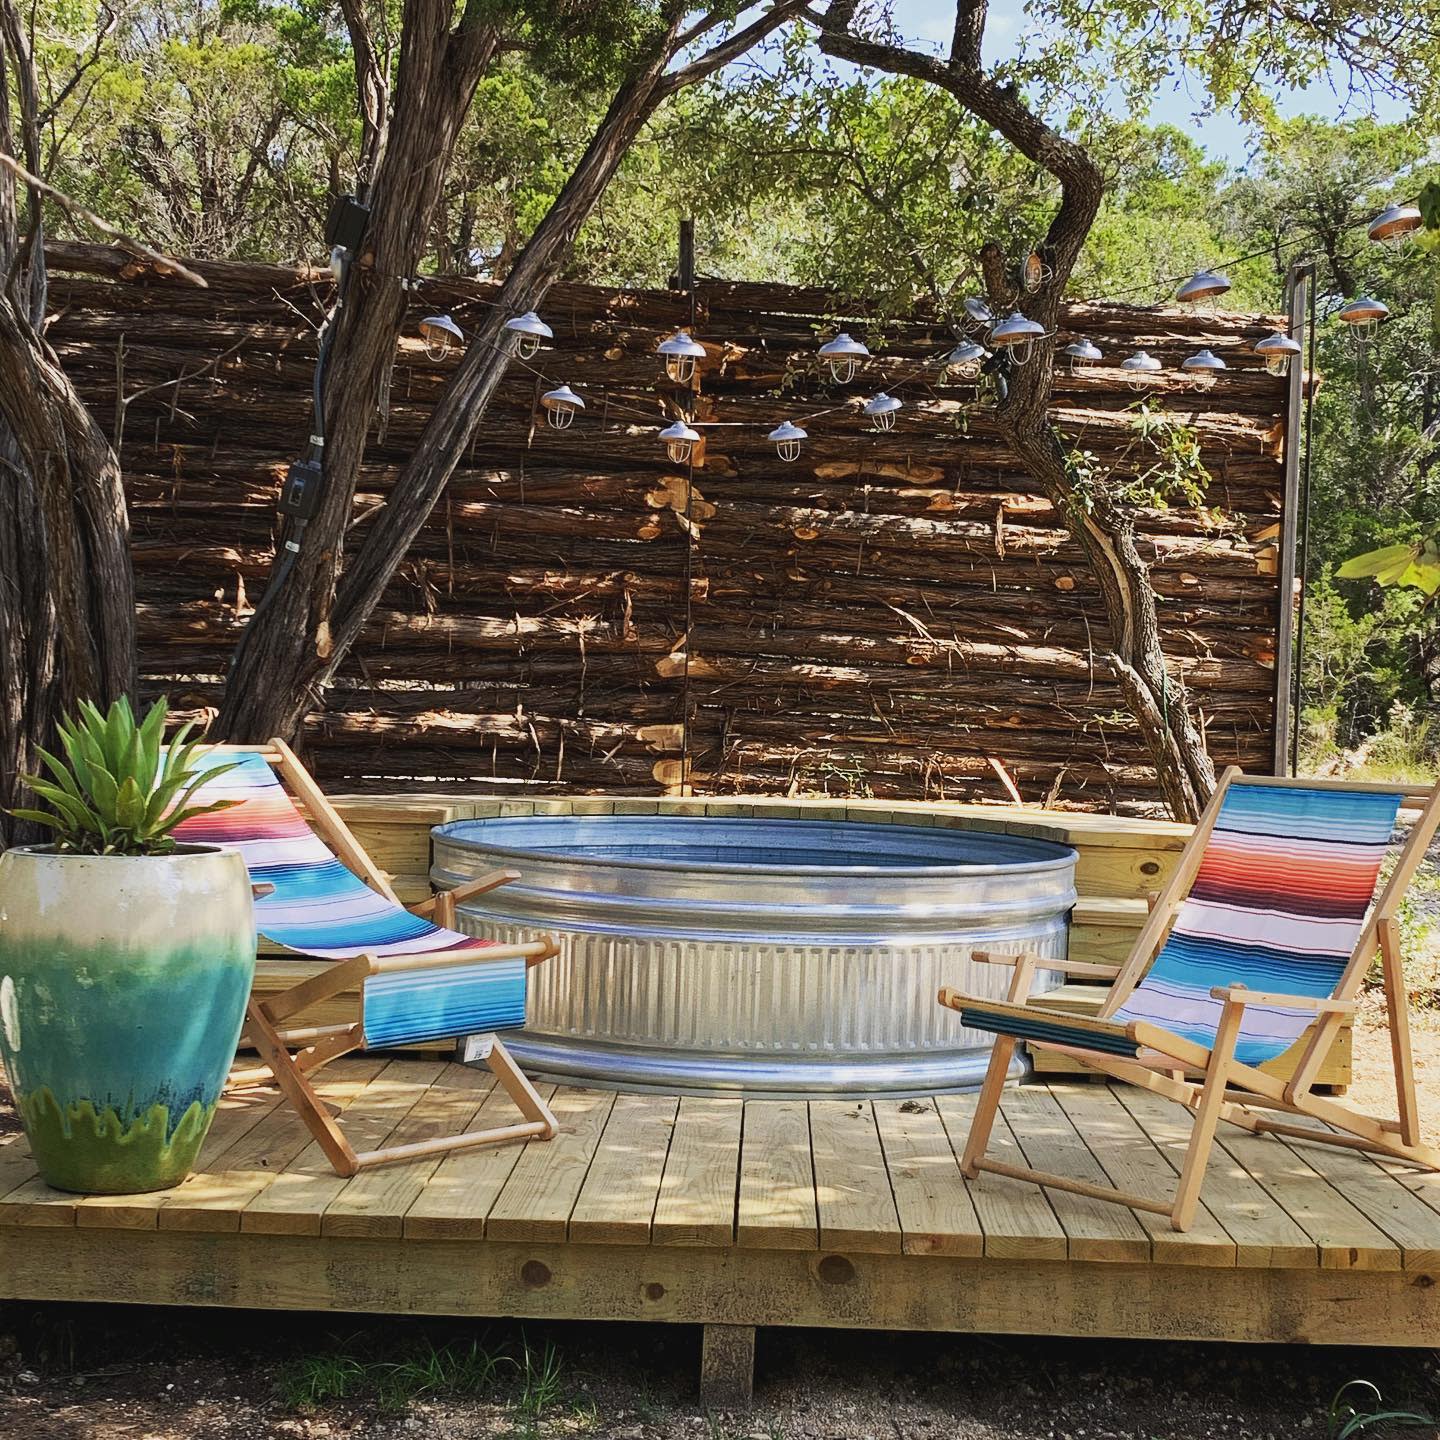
[44,242,1291,810]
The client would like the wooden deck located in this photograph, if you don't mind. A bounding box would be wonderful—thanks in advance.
[4,1058,1439,1359]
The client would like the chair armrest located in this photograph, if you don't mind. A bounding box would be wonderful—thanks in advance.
[409,867,521,919]
[1207,984,1354,1015]
[971,950,1121,981]
[368,935,558,975]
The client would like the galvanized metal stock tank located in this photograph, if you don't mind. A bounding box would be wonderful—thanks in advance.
[432,812,1077,1097]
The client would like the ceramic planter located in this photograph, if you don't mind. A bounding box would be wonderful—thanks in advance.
[0,845,254,1194]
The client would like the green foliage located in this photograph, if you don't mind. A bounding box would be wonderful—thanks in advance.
[1337,539,1440,595]
[1064,406,1210,517]
[276,1331,557,1416]
[1327,1379,1434,1439]
[9,698,235,856]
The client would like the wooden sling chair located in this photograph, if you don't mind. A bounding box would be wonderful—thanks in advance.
[940,769,1440,1231]
[174,740,560,1178]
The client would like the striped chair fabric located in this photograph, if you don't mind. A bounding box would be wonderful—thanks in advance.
[960,781,1401,1067]
[174,749,527,1045]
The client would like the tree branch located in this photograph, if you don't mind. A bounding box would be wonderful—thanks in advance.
[0,152,207,287]
[659,0,812,98]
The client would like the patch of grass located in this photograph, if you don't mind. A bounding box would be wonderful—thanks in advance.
[1327,1379,1434,1438]
[277,1333,518,1414]
[516,1335,565,1416]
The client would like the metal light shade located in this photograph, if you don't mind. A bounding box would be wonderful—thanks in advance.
[989,311,1046,366]
[818,333,870,383]
[768,421,808,463]
[1368,203,1423,249]
[540,384,584,429]
[1339,295,1389,338]
[419,313,463,361]
[1181,348,1227,391]
[658,329,706,383]
[1176,269,1231,304]
[963,296,995,330]
[1121,350,1163,389]
[945,340,987,378]
[503,310,553,359]
[659,419,701,463]
[1254,332,1302,377]
[863,393,903,432]
[1063,337,1102,373]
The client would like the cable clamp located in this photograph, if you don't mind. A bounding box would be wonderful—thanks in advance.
[284,540,301,554]
[309,434,325,448]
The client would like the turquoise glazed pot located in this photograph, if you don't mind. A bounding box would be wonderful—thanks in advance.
[0,845,254,1194]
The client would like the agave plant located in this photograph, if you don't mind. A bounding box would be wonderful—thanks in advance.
[9,698,238,856]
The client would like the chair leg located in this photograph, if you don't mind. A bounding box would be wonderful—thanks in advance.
[961,1035,1015,1179]
[486,1038,559,1138]
[244,1000,361,1177]
[1169,1000,1243,1231]
[1379,916,1423,1148]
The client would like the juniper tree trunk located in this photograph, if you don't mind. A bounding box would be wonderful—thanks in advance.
[819,1,1215,819]
[0,2,135,843]
[215,2,805,743]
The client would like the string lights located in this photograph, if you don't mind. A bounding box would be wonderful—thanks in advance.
[817,332,870,383]
[408,191,1429,462]
[503,310,553,359]
[419,313,463,361]
[657,329,706,383]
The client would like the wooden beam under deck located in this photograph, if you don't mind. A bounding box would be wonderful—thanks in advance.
[3,1059,1439,1349]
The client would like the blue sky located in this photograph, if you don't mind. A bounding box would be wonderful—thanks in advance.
[885,0,1409,167]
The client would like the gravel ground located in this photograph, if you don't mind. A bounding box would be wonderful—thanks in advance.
[0,1304,1437,1440]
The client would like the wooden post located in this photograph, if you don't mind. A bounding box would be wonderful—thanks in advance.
[699,1322,755,1409]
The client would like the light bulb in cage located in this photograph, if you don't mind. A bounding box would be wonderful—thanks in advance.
[1181,348,1227,391]
[1121,350,1163,390]
[419,313,463,361]
[1175,269,1231,305]
[1338,295,1389,342]
[503,310,553,359]
[989,311,1046,367]
[863,393,903,431]
[540,384,584,430]
[944,340,987,379]
[768,421,808,462]
[1254,332,1302,377]
[659,419,701,463]
[1368,203,1423,249]
[657,330,706,383]
[1062,337,1102,374]
[817,332,870,383]
[1020,251,1052,293]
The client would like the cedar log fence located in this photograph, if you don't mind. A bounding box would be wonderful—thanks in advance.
[45,242,1294,811]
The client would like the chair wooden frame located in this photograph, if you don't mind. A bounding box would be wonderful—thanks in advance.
[204,738,561,1178]
[941,768,1440,1231]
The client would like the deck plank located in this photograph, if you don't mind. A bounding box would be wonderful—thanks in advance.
[321,1064,495,1239]
[1273,1129,1440,1270]
[403,1083,559,1241]
[1001,1085,1151,1263]
[936,1094,1066,1261]
[157,1060,389,1233]
[241,1060,447,1235]
[737,1100,816,1249]
[809,1102,903,1254]
[1112,1086,1317,1268]
[1217,1128,1401,1271]
[569,1094,679,1245]
[872,1098,982,1257]
[1048,1083,1235,1266]
[652,1097,743,1247]
[484,1087,615,1243]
